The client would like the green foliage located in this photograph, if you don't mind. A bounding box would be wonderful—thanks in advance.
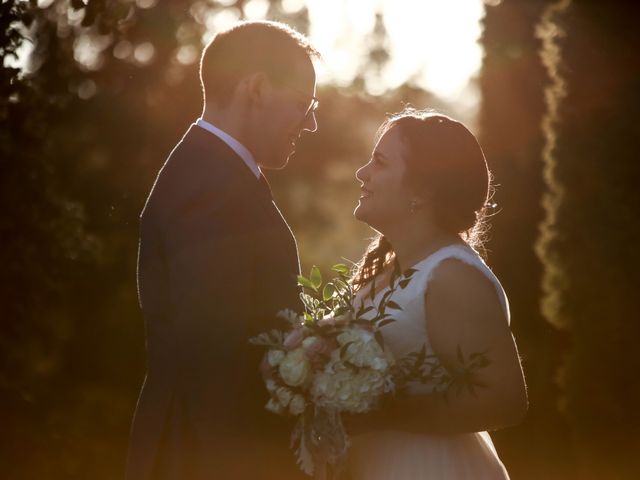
[535,0,640,476]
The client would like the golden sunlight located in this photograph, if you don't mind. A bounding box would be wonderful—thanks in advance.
[306,0,484,102]
[207,0,486,111]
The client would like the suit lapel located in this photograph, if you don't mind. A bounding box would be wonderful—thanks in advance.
[188,125,299,274]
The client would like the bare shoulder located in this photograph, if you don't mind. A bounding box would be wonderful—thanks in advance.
[425,258,509,341]
[428,259,502,307]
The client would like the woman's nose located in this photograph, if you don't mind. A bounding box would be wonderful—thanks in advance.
[355,163,369,183]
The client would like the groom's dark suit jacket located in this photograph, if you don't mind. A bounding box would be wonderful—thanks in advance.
[127,125,302,480]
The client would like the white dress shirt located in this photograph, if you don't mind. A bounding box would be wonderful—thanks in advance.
[195,118,261,179]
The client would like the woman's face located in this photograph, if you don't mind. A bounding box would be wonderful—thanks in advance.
[354,126,416,231]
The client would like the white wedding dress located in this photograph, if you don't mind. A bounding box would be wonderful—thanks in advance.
[347,244,511,480]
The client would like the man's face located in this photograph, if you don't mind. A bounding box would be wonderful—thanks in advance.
[255,57,318,170]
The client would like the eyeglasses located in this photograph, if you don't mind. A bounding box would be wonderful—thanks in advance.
[281,83,319,119]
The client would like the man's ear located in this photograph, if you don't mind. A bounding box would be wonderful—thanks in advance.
[241,72,271,110]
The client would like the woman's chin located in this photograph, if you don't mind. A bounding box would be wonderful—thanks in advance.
[353,203,373,224]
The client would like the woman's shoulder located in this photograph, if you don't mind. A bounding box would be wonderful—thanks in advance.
[429,257,496,296]
[425,251,509,324]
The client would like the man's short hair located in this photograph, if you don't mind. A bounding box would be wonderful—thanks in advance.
[199,20,320,107]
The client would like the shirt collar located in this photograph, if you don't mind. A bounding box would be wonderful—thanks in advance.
[195,118,261,179]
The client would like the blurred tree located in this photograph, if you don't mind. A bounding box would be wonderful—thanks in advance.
[1,1,203,477]
[1,1,100,473]
[536,0,640,477]
[479,0,573,478]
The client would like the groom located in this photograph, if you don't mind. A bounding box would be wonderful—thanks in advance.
[127,21,319,480]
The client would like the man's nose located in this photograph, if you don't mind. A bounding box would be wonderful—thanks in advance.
[301,111,317,133]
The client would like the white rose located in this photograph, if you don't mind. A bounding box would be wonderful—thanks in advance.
[267,349,286,367]
[276,386,293,407]
[370,356,388,371]
[265,398,285,415]
[289,394,306,415]
[279,348,310,387]
[265,379,278,393]
[310,358,390,413]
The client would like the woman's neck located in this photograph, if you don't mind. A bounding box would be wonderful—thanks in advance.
[384,224,463,272]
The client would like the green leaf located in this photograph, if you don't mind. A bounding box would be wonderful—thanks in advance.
[297,275,315,291]
[380,289,393,305]
[374,330,384,349]
[415,344,426,368]
[322,282,336,302]
[334,306,349,317]
[333,278,349,293]
[385,300,402,311]
[332,264,351,275]
[404,268,418,278]
[310,266,322,290]
[356,305,374,318]
[398,278,412,289]
[377,318,396,328]
[300,292,315,311]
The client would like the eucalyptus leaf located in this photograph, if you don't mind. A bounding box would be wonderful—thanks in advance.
[332,264,350,275]
[356,305,375,318]
[310,266,322,290]
[369,278,376,302]
[374,330,384,349]
[377,318,396,328]
[404,268,418,278]
[385,300,402,311]
[297,275,315,290]
[323,283,336,302]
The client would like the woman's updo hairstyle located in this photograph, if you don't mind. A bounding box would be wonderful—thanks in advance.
[351,107,494,290]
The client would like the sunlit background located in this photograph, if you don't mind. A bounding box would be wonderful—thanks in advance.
[15,0,485,121]
[3,0,640,479]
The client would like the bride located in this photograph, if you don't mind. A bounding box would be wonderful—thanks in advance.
[345,108,528,479]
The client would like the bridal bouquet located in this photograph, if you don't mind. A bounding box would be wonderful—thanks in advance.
[249,263,489,477]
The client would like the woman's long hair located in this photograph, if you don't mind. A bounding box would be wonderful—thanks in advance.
[351,108,495,291]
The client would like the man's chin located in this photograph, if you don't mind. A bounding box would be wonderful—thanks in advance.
[259,157,289,171]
